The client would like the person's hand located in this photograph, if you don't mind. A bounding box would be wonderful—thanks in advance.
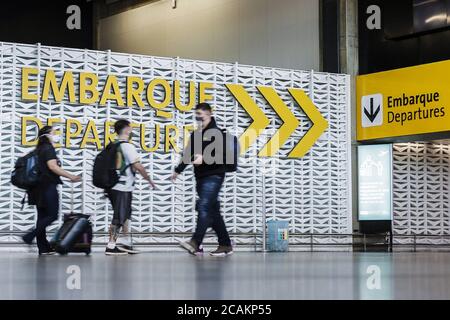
[171,172,179,182]
[70,175,81,182]
[192,154,203,165]
[149,179,156,189]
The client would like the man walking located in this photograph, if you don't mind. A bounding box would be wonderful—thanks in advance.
[105,119,156,255]
[171,103,233,256]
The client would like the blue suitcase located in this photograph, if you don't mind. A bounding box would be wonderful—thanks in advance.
[266,220,289,252]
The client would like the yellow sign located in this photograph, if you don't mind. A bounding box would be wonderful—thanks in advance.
[21,67,327,157]
[356,60,450,141]
[226,84,328,158]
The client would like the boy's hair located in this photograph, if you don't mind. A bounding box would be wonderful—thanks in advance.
[195,102,212,112]
[114,119,131,134]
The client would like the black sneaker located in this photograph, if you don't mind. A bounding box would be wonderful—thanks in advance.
[210,245,233,257]
[179,239,203,255]
[105,246,128,256]
[117,244,140,254]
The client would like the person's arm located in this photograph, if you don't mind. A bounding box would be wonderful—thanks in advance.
[47,160,80,182]
[122,143,155,189]
[132,162,156,189]
[172,132,196,181]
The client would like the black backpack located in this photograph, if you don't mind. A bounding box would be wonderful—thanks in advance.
[92,141,130,189]
[11,150,40,190]
[222,130,239,172]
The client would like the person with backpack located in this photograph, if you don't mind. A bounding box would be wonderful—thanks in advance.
[102,119,156,256]
[171,102,235,257]
[21,126,81,255]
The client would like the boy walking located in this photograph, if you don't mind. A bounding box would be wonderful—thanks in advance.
[105,120,156,255]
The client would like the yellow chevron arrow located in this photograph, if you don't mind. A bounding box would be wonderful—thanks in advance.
[257,86,300,157]
[288,88,328,158]
[225,84,270,155]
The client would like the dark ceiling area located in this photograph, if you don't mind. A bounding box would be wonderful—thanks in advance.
[0,0,93,49]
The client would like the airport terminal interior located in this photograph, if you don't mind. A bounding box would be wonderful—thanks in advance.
[1,0,450,303]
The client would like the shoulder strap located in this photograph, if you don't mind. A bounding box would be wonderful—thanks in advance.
[116,141,133,175]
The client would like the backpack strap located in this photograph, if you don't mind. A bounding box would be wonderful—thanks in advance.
[21,193,27,211]
[115,141,133,176]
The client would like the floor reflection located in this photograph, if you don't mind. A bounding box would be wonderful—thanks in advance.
[1,251,450,299]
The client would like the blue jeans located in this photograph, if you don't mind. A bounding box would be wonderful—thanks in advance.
[24,184,59,253]
[192,174,231,247]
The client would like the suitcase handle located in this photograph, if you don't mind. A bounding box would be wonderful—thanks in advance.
[70,180,86,216]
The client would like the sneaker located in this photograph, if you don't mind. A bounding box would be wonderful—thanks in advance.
[105,246,128,256]
[117,244,140,254]
[179,239,203,255]
[209,245,233,257]
[39,250,56,256]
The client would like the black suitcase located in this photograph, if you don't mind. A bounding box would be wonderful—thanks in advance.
[50,186,93,255]
[51,213,92,255]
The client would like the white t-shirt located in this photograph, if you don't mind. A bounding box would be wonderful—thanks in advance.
[112,140,140,192]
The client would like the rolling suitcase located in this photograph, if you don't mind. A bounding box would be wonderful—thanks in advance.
[50,185,92,255]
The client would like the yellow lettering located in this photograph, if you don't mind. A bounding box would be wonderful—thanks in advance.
[183,125,195,148]
[104,121,117,147]
[173,80,196,112]
[80,120,101,149]
[165,125,180,153]
[199,82,214,103]
[79,72,99,104]
[99,75,125,106]
[21,68,39,101]
[146,78,172,118]
[140,123,160,152]
[42,70,76,103]
[127,76,145,108]
[21,116,43,146]
[47,118,63,148]
[65,118,83,148]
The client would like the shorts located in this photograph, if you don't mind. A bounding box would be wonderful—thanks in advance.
[107,189,132,226]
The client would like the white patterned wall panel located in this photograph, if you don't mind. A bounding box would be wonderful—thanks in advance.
[393,142,450,244]
[0,42,352,245]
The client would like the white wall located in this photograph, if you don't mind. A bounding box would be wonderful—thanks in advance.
[393,142,450,243]
[98,0,320,70]
[0,42,351,244]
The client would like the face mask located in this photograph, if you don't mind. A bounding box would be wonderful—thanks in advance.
[50,134,61,144]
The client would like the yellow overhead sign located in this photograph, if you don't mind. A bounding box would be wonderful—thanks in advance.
[356,60,450,141]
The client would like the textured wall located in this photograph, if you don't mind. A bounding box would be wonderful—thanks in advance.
[0,42,351,245]
[98,0,320,71]
[393,142,450,244]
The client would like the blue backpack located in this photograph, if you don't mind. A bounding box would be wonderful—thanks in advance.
[11,151,41,190]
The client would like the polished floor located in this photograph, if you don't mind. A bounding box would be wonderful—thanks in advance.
[0,250,450,299]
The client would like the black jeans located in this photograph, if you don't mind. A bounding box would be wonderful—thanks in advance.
[24,184,59,253]
[192,174,231,247]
